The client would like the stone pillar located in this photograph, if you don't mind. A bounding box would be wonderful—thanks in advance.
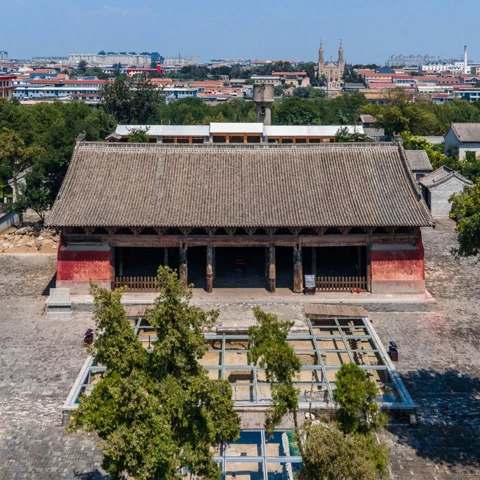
[268,243,276,293]
[179,245,187,284]
[206,245,213,293]
[164,247,169,267]
[293,246,303,294]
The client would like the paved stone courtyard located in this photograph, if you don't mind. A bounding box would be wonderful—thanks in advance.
[0,219,479,479]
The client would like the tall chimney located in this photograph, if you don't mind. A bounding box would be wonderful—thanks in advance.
[464,45,468,74]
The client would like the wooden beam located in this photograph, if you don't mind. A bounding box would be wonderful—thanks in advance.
[63,232,414,249]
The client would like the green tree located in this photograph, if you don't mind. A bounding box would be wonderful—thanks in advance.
[99,76,164,124]
[335,126,352,142]
[299,419,388,480]
[293,87,326,99]
[343,65,364,84]
[401,132,460,171]
[300,61,318,85]
[10,166,50,224]
[450,181,480,258]
[248,308,302,440]
[127,128,150,143]
[0,128,43,204]
[68,267,240,480]
[272,97,320,125]
[77,60,88,74]
[333,363,387,435]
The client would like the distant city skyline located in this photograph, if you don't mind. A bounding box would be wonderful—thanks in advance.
[2,0,478,63]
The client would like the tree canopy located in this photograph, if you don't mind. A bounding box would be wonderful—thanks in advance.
[333,363,387,435]
[99,76,164,124]
[362,88,480,136]
[299,419,388,480]
[0,99,115,222]
[68,266,240,480]
[450,181,480,258]
[248,307,302,436]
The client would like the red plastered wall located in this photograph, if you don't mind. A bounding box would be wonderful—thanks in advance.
[371,232,425,282]
[57,247,112,282]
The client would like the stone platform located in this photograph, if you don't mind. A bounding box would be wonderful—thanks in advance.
[70,287,436,314]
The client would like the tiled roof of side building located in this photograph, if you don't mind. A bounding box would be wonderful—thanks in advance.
[48,143,434,229]
[451,123,480,143]
[404,150,433,172]
[419,166,474,188]
[359,114,377,124]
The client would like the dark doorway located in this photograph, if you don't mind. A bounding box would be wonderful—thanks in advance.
[214,247,266,288]
[187,246,207,290]
[276,247,294,289]
[316,246,366,277]
[115,247,165,277]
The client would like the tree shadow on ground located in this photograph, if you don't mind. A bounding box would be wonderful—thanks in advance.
[389,369,480,470]
[74,470,109,479]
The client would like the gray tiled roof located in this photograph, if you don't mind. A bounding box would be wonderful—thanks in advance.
[451,123,480,143]
[419,166,473,188]
[359,114,377,124]
[405,150,433,172]
[48,143,433,229]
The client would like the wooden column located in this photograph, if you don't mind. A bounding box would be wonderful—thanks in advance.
[311,247,317,277]
[118,247,124,276]
[293,246,303,294]
[206,245,213,293]
[164,247,169,267]
[110,247,116,290]
[357,246,362,276]
[179,245,188,284]
[268,244,276,293]
[212,246,216,280]
[366,243,371,292]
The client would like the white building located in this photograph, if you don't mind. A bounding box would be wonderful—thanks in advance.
[444,123,480,159]
[0,51,8,61]
[163,55,199,66]
[422,46,471,73]
[419,166,473,217]
[68,53,151,66]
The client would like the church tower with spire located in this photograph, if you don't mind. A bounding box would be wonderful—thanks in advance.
[317,41,345,94]
[318,42,325,68]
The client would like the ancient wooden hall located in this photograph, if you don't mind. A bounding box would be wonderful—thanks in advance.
[47,142,434,295]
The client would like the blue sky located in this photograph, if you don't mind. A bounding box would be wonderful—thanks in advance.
[3,0,478,63]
